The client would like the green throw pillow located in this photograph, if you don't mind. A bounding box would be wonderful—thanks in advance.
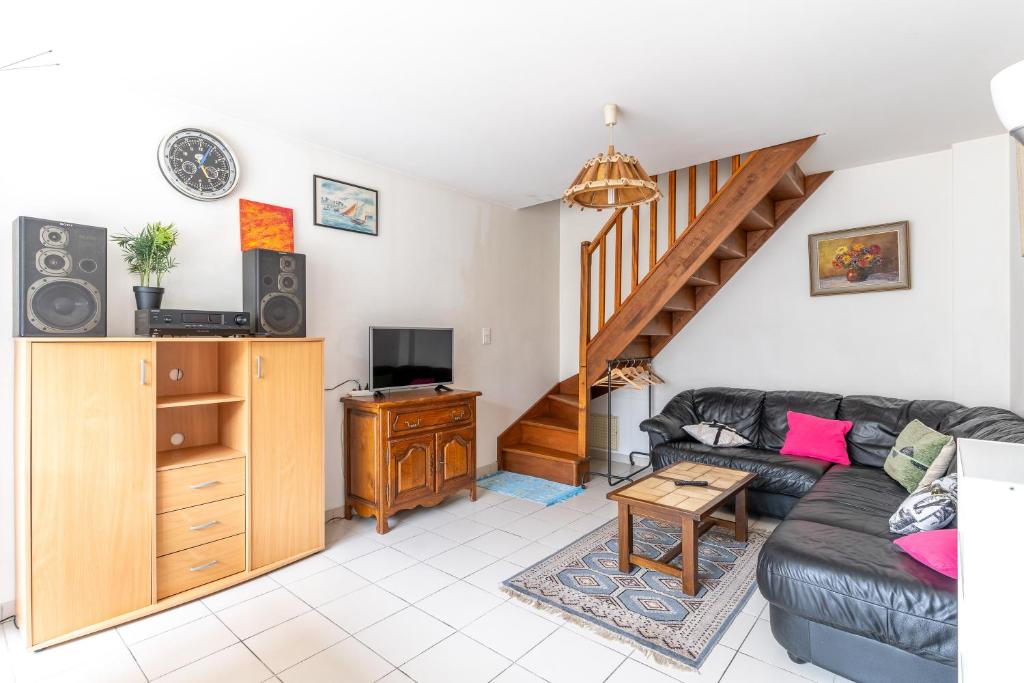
[883,419,956,492]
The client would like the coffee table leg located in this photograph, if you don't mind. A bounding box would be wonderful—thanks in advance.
[618,503,632,573]
[735,489,748,543]
[682,518,699,596]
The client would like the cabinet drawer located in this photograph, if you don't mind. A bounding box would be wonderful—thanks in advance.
[157,496,245,556]
[157,458,245,514]
[157,534,245,599]
[389,401,473,436]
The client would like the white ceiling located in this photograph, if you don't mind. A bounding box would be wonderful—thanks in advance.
[5,1,1024,207]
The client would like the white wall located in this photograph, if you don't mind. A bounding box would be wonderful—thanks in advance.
[0,72,560,605]
[560,138,1020,457]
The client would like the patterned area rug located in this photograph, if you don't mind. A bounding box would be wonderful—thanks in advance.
[477,471,584,506]
[503,516,768,669]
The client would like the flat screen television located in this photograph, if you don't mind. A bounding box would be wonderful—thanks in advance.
[370,327,454,391]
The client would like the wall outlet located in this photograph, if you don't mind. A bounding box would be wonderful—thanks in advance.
[482,327,492,345]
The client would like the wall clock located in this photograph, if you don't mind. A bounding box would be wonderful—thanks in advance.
[157,128,240,201]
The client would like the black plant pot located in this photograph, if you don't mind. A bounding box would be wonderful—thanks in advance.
[133,286,164,310]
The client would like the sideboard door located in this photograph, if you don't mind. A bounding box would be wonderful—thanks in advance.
[29,342,155,644]
[250,341,324,570]
[436,426,475,495]
[387,435,436,507]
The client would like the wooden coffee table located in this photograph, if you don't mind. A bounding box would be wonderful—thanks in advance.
[607,461,755,596]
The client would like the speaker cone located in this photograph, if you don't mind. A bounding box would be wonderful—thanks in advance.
[26,277,101,333]
[39,225,69,248]
[279,255,295,273]
[278,273,298,293]
[260,292,302,335]
[36,248,72,276]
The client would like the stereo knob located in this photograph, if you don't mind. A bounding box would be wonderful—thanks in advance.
[234,314,248,326]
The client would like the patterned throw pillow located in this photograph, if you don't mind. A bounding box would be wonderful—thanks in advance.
[883,419,956,492]
[683,422,751,447]
[889,474,958,535]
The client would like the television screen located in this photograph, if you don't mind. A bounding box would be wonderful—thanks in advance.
[370,327,454,390]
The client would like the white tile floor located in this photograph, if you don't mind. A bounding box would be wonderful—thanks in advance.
[0,465,852,682]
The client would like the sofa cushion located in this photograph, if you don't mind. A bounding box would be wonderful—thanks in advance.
[837,395,962,467]
[757,519,957,667]
[651,441,831,497]
[784,465,906,538]
[757,390,843,450]
[692,387,765,442]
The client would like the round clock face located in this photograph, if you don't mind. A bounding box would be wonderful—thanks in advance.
[158,128,239,201]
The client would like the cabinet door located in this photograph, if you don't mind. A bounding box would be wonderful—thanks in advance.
[251,341,324,570]
[387,435,435,507]
[30,342,154,644]
[436,427,475,494]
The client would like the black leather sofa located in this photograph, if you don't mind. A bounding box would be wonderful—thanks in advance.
[640,387,1024,683]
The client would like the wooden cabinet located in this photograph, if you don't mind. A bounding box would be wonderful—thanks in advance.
[15,338,324,650]
[343,389,481,533]
[250,340,324,569]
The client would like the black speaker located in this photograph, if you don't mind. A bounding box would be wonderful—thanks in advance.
[13,216,107,337]
[242,248,306,337]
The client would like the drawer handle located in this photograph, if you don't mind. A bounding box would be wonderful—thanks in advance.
[189,520,220,531]
[452,410,465,420]
[189,560,219,572]
[404,419,422,428]
[190,480,220,490]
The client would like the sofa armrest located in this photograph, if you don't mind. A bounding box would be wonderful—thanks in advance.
[639,414,689,449]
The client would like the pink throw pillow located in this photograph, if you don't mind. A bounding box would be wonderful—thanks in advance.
[893,529,958,579]
[779,410,853,465]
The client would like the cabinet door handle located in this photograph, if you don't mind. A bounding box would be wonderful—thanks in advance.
[190,480,220,490]
[189,520,220,531]
[189,560,219,572]
[404,419,421,428]
[256,355,263,379]
[139,359,148,386]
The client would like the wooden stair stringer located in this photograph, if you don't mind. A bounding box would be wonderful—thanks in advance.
[584,136,819,387]
[650,171,832,356]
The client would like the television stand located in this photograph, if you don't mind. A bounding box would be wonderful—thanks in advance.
[342,387,482,533]
[434,384,453,393]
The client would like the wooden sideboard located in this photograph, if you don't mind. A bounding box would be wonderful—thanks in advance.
[342,388,481,533]
[14,337,324,649]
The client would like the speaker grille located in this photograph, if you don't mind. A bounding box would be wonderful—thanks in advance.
[260,292,303,336]
[27,277,102,334]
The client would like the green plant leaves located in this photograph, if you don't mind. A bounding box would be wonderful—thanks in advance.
[112,222,179,287]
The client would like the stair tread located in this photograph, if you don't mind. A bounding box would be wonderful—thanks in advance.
[522,416,577,433]
[502,442,583,462]
[548,393,580,407]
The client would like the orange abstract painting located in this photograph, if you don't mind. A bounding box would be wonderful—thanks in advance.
[239,199,294,252]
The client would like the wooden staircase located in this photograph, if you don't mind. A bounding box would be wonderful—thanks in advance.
[498,137,831,485]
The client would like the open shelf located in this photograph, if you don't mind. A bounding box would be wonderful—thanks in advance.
[157,392,245,409]
[157,444,245,471]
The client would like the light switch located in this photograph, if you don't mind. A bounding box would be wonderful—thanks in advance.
[482,327,492,345]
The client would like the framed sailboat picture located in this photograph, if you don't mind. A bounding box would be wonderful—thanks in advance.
[313,175,378,236]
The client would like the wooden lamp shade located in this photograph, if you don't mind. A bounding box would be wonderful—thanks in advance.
[563,104,660,210]
[563,146,661,210]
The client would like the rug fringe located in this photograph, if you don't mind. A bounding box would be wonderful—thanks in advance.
[500,586,696,672]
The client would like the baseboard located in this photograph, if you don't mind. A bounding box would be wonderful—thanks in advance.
[476,461,498,478]
[1,600,14,621]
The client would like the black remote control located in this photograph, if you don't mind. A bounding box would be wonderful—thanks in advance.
[673,479,709,487]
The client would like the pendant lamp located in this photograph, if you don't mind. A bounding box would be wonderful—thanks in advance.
[563,104,660,210]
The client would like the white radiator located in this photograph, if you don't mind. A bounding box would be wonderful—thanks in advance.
[588,414,619,451]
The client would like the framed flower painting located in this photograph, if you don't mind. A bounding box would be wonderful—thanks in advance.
[808,221,910,296]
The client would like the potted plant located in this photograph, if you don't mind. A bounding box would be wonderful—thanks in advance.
[112,222,179,309]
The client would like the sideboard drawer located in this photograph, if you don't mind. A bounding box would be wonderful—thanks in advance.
[389,401,473,436]
[157,495,245,556]
[157,458,245,514]
[157,534,245,599]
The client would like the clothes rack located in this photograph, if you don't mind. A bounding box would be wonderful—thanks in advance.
[593,356,659,486]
